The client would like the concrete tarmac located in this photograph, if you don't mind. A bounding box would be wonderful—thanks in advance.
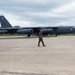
[0,36,75,75]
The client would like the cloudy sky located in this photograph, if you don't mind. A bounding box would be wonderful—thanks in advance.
[0,0,75,27]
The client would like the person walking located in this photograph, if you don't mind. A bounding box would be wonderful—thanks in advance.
[38,29,46,47]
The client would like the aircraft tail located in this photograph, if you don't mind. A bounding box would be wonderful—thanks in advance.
[0,15,12,28]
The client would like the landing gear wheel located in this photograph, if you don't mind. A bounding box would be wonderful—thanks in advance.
[53,33,57,37]
[27,34,31,37]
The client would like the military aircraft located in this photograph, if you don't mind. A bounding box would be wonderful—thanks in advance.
[0,15,75,37]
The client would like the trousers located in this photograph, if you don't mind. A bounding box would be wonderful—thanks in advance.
[38,37,45,46]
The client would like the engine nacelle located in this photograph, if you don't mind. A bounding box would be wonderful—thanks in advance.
[0,30,8,33]
[17,29,33,34]
[42,29,53,34]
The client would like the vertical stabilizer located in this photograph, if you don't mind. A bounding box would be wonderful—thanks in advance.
[0,15,12,28]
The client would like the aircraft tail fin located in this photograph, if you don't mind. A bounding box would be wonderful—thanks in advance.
[0,15,12,28]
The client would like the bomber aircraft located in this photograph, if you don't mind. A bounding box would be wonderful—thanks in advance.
[0,15,75,37]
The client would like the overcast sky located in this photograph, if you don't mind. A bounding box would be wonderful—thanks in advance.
[0,0,75,27]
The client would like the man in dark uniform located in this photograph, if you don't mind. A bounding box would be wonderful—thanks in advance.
[38,29,46,47]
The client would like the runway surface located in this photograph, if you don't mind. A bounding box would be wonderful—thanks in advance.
[0,36,75,75]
